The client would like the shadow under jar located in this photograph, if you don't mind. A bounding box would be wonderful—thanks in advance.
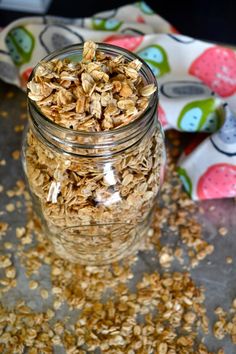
[22,43,166,265]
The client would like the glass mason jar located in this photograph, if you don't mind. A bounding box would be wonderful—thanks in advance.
[22,43,165,265]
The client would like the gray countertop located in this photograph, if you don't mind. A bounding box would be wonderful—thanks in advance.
[0,80,236,354]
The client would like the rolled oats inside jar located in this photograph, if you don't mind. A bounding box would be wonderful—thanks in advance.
[22,41,165,265]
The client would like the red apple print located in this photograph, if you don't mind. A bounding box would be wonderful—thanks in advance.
[189,46,236,97]
[158,105,168,127]
[20,67,33,88]
[184,133,209,156]
[170,26,180,34]
[136,16,145,23]
[103,35,143,51]
[197,163,236,199]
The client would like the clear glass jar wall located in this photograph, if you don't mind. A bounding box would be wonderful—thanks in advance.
[22,44,165,265]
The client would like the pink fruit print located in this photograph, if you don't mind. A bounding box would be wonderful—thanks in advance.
[189,46,236,97]
[20,67,33,88]
[157,105,168,128]
[103,35,143,51]
[197,163,236,200]
[136,15,145,24]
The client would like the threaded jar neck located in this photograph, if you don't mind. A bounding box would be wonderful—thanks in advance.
[28,43,158,157]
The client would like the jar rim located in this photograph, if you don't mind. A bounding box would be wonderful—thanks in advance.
[28,42,158,138]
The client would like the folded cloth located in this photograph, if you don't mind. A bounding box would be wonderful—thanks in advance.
[0,2,235,200]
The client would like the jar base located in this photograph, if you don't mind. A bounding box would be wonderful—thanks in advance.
[38,206,155,265]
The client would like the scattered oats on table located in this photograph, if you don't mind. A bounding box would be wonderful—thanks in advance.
[3,242,13,250]
[218,227,228,236]
[5,266,16,279]
[11,149,20,160]
[213,297,236,345]
[0,222,8,237]
[20,112,27,119]
[226,256,233,264]
[29,280,38,290]
[5,203,15,212]
[159,246,174,268]
[0,255,12,268]
[0,110,8,118]
[217,349,225,354]
[16,200,22,209]
[0,159,6,166]
[40,288,49,299]
[16,226,26,238]
[14,124,24,133]
[5,91,15,99]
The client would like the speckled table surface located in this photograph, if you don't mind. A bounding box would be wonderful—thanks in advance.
[0,80,236,354]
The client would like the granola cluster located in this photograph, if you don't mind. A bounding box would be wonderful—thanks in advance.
[27,41,156,132]
[25,41,163,264]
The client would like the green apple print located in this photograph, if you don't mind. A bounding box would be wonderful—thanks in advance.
[177,167,192,197]
[5,26,35,66]
[177,98,223,132]
[92,18,123,31]
[137,45,170,78]
[136,2,154,15]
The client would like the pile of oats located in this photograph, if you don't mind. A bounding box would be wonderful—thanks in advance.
[25,41,164,264]
[0,210,212,354]
[28,41,156,132]
[213,300,236,344]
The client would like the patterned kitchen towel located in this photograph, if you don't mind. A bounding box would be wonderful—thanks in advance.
[0,1,235,200]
